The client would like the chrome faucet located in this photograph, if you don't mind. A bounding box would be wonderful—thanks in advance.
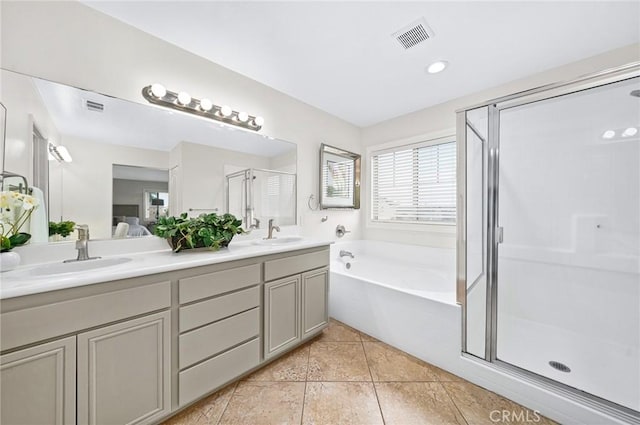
[64,225,100,263]
[266,219,280,239]
[339,250,354,259]
[250,218,261,230]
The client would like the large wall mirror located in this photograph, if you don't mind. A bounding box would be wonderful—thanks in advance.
[319,143,360,209]
[1,69,297,242]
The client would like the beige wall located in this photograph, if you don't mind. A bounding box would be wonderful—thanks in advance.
[361,43,640,248]
[1,69,60,187]
[170,141,271,217]
[2,1,637,247]
[1,0,363,242]
[60,136,169,239]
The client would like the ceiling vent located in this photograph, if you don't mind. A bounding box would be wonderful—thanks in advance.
[85,100,104,112]
[392,18,434,50]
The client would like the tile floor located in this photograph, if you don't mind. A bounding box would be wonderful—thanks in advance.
[163,319,556,425]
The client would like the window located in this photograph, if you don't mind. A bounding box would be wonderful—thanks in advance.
[371,140,456,224]
[144,191,169,221]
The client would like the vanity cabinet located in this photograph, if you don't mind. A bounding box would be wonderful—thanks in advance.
[263,250,330,358]
[0,279,171,425]
[0,245,330,425]
[264,275,302,358]
[0,336,76,425]
[301,267,330,337]
[77,311,171,425]
[177,264,261,405]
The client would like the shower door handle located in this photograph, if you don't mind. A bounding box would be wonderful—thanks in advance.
[496,227,504,244]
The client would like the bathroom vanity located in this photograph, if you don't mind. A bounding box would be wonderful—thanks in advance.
[0,242,330,425]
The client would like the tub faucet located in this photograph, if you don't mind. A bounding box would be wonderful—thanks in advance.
[266,219,280,239]
[64,225,100,263]
[339,250,354,259]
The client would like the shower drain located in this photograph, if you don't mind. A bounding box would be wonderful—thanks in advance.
[549,361,571,373]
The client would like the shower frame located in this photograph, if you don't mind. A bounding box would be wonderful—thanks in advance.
[456,61,640,423]
[225,167,297,229]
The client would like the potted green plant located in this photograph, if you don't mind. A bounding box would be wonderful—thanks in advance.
[0,190,39,271]
[49,220,76,242]
[153,212,244,253]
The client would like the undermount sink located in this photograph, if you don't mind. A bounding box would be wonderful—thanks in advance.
[28,257,133,276]
[252,236,303,246]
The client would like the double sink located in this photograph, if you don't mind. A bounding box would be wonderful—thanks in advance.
[18,236,304,277]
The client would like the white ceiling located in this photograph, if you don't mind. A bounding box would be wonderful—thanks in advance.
[33,76,295,156]
[82,1,640,127]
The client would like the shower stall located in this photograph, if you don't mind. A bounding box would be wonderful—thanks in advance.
[457,63,640,421]
[226,168,296,229]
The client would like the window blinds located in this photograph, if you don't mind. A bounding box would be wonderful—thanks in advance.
[371,140,456,224]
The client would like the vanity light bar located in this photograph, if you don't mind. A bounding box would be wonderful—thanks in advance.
[48,142,73,163]
[141,84,264,131]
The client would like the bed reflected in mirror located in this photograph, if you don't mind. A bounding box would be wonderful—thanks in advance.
[112,165,168,238]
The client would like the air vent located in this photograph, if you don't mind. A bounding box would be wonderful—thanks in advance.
[392,18,434,50]
[85,100,104,112]
[549,361,571,373]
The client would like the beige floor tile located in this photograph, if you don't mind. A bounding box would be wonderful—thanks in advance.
[160,404,205,425]
[375,382,467,425]
[302,382,384,425]
[363,341,439,381]
[218,381,305,425]
[308,342,371,381]
[161,382,236,425]
[433,366,466,382]
[317,319,362,342]
[358,331,380,342]
[244,345,310,381]
[443,382,557,425]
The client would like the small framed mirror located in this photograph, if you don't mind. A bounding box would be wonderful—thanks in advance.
[319,143,361,209]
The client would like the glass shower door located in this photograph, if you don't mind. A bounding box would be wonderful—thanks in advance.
[495,77,640,411]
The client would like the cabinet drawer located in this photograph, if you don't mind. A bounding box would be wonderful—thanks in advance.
[179,338,259,406]
[264,249,329,281]
[1,281,171,351]
[179,308,259,370]
[179,286,259,333]
[179,264,261,304]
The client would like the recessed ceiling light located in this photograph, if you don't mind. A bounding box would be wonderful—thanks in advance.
[622,127,638,137]
[426,60,448,74]
[602,130,616,139]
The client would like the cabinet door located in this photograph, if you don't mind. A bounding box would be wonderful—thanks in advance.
[77,311,171,425]
[301,267,330,338]
[264,275,301,358]
[0,336,76,425]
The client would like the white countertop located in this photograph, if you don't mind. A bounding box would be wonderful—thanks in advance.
[0,238,332,300]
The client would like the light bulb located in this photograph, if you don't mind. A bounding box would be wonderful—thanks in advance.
[254,116,264,127]
[237,111,249,122]
[622,127,638,137]
[200,98,213,112]
[602,130,616,139]
[150,83,166,98]
[220,105,232,117]
[426,60,448,74]
[177,92,191,106]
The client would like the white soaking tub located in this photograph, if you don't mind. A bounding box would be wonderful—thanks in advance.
[329,240,462,369]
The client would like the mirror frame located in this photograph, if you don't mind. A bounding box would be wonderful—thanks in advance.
[319,143,361,209]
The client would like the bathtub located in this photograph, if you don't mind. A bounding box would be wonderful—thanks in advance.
[329,240,462,370]
[329,240,635,423]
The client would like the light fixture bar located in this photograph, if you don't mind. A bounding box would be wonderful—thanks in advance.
[141,84,264,131]
[48,143,73,163]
